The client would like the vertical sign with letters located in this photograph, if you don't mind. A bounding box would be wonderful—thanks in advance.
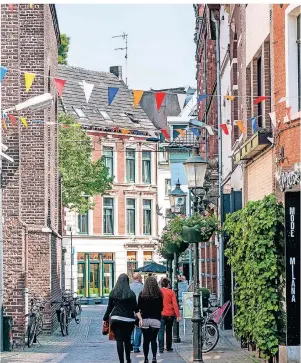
[285,192,300,346]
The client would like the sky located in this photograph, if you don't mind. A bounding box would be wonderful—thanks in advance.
[56,5,196,90]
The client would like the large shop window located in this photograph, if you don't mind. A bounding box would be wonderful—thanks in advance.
[126,199,136,235]
[78,212,89,234]
[127,251,138,280]
[142,151,151,183]
[103,146,114,178]
[103,198,114,234]
[126,149,135,182]
[143,199,152,235]
[143,251,153,266]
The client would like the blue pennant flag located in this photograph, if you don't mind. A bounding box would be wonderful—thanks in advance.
[190,127,200,137]
[248,117,257,133]
[108,87,119,105]
[0,66,8,82]
[134,130,143,135]
[197,94,207,102]
[189,119,206,128]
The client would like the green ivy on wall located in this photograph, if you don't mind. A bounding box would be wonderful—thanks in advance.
[224,194,285,359]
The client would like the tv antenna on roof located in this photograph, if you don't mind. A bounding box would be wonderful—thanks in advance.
[112,32,128,86]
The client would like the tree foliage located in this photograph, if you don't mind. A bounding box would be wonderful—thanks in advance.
[58,34,70,65]
[224,194,285,358]
[58,113,112,213]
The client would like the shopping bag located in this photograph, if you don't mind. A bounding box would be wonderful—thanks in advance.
[102,321,109,336]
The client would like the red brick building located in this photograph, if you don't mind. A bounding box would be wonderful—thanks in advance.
[1,4,62,341]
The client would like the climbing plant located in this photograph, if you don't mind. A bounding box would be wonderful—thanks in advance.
[224,194,285,359]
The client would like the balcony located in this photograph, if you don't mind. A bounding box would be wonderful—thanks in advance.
[234,130,272,164]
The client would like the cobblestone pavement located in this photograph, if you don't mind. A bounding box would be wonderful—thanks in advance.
[0,306,184,363]
[175,319,262,363]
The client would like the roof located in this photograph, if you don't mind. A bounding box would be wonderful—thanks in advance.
[58,65,156,132]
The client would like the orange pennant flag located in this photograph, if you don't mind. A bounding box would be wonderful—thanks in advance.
[175,129,186,137]
[120,129,130,134]
[20,117,28,128]
[235,120,246,134]
[24,72,36,92]
[224,95,235,101]
[8,114,17,126]
[133,90,144,108]
[2,118,7,131]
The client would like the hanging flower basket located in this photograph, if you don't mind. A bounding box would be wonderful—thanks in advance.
[183,225,202,243]
[165,240,187,254]
[183,214,218,243]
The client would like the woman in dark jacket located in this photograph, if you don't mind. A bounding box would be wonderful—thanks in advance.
[138,276,163,363]
[103,273,142,363]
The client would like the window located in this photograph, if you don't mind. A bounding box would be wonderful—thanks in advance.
[165,179,171,197]
[143,251,153,266]
[257,57,262,127]
[103,147,114,178]
[73,107,87,118]
[297,14,301,110]
[126,149,135,182]
[159,147,168,163]
[103,198,114,234]
[126,199,136,235]
[78,212,89,234]
[143,200,152,235]
[99,110,112,120]
[142,151,151,184]
[127,251,138,280]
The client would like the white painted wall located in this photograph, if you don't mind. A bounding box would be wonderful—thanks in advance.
[157,168,171,236]
[246,4,270,65]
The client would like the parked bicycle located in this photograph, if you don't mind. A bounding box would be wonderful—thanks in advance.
[52,290,82,336]
[26,297,48,348]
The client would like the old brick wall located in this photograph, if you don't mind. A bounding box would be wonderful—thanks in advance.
[1,4,61,340]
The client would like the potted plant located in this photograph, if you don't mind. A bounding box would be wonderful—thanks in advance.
[183,213,217,243]
[161,216,188,254]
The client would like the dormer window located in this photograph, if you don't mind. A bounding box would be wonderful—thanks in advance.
[73,107,87,118]
[99,110,112,120]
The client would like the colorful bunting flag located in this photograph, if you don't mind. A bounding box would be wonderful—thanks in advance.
[29,4,33,8]
[161,129,170,140]
[189,119,206,128]
[224,95,235,101]
[133,90,144,108]
[120,129,130,134]
[277,97,286,104]
[134,130,143,135]
[248,117,257,133]
[54,78,66,97]
[197,95,207,102]
[204,125,214,136]
[220,124,229,135]
[20,117,28,128]
[79,80,94,103]
[24,72,35,92]
[155,92,166,110]
[177,93,186,110]
[184,94,193,108]
[8,114,17,126]
[190,127,200,137]
[0,66,8,82]
[175,129,186,137]
[113,126,120,131]
[8,4,14,12]
[254,96,268,104]
[269,112,277,128]
[32,120,44,124]
[235,120,246,134]
[2,118,7,131]
[108,87,119,105]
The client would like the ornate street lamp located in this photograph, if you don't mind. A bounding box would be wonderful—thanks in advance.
[183,146,208,363]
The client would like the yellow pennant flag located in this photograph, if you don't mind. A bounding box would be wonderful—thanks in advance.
[2,118,7,130]
[20,117,28,128]
[120,129,130,134]
[133,90,144,108]
[175,129,186,137]
[24,72,36,92]
[235,120,246,134]
[224,95,235,101]
[29,4,34,8]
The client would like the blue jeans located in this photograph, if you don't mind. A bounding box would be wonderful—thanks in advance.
[131,326,142,351]
[158,316,174,352]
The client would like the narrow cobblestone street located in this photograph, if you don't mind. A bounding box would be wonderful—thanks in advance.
[0,306,262,363]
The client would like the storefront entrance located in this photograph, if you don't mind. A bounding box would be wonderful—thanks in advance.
[77,252,114,298]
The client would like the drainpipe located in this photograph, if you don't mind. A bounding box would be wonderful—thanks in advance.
[20,220,29,330]
[211,9,224,305]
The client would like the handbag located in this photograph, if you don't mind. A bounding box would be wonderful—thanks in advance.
[108,322,115,341]
[102,321,109,335]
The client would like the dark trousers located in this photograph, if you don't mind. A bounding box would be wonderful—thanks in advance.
[142,327,159,359]
[158,316,175,352]
[111,320,134,363]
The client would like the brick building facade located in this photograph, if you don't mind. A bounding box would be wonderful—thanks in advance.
[1,4,62,341]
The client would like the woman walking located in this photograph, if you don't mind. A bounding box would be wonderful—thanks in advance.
[138,276,163,363]
[158,277,181,353]
[103,273,142,363]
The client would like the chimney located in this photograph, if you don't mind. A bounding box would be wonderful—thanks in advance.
[110,66,122,81]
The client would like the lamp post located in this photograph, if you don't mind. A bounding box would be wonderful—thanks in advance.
[0,93,53,352]
[169,180,187,343]
[183,146,208,362]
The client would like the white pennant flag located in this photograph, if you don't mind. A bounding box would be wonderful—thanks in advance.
[79,80,94,103]
[269,112,277,128]
[177,93,186,111]
[204,124,214,136]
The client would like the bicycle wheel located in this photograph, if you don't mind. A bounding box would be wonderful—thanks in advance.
[27,315,37,348]
[60,309,67,336]
[202,322,219,353]
[75,303,82,324]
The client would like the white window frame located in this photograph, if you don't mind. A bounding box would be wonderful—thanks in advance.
[103,197,116,235]
[102,142,117,183]
[126,198,136,235]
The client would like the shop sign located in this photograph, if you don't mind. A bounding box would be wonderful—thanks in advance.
[285,192,300,346]
[278,170,301,192]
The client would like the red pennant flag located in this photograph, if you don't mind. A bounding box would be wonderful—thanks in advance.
[155,92,166,110]
[220,123,229,135]
[113,126,120,131]
[8,4,14,12]
[161,129,170,140]
[54,78,66,97]
[8,114,17,126]
[254,96,268,104]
